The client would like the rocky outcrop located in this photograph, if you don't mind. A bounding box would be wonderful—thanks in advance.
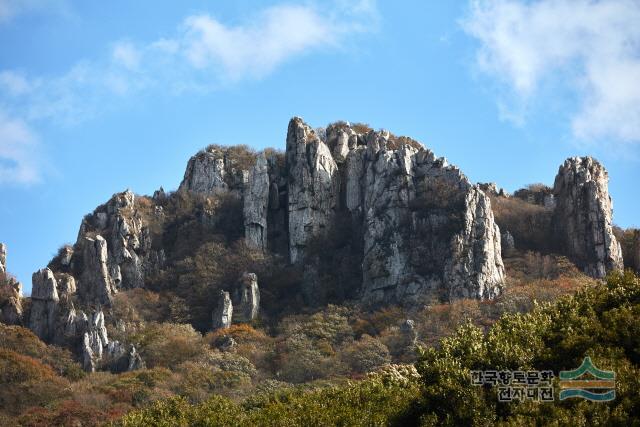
[81,309,144,372]
[57,273,76,295]
[173,118,505,305]
[444,188,505,300]
[553,157,624,278]
[29,268,60,341]
[0,243,6,274]
[212,290,233,330]
[74,190,166,305]
[243,153,270,250]
[180,148,228,194]
[0,244,23,325]
[82,310,109,372]
[179,146,252,194]
[286,118,340,263]
[234,272,260,323]
[331,122,504,303]
[501,230,515,255]
[478,182,507,197]
[79,236,116,306]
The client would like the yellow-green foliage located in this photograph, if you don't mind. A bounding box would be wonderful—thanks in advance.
[117,376,420,427]
[117,271,640,426]
[414,270,640,425]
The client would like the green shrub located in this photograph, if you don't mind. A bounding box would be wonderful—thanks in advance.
[412,270,640,425]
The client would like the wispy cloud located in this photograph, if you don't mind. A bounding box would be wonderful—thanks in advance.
[0,1,377,184]
[462,0,640,144]
[183,6,335,80]
[0,111,41,184]
[0,0,71,23]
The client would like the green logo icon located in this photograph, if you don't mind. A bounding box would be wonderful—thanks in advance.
[559,357,615,402]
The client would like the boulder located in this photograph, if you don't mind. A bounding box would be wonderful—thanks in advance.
[553,157,624,277]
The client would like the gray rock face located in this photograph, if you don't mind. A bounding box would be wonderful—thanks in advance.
[0,243,6,274]
[79,236,116,305]
[234,272,260,323]
[179,146,252,195]
[444,188,505,300]
[29,268,60,341]
[81,313,145,372]
[244,153,270,250]
[57,273,76,295]
[212,290,233,330]
[333,123,504,304]
[232,117,506,305]
[82,310,109,372]
[0,282,23,325]
[173,117,504,305]
[553,157,624,278]
[180,148,228,194]
[73,190,165,305]
[0,244,24,325]
[286,118,340,263]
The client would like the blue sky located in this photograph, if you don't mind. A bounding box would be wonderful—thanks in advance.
[1,0,639,293]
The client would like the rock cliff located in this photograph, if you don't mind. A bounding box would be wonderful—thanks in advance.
[4,116,628,376]
[553,157,624,277]
[238,118,505,304]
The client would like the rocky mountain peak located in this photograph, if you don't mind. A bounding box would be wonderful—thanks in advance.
[4,116,629,378]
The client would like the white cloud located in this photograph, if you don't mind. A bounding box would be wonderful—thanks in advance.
[182,5,336,80]
[0,1,377,123]
[112,42,141,71]
[0,71,34,95]
[462,0,640,143]
[0,1,378,186]
[0,111,41,184]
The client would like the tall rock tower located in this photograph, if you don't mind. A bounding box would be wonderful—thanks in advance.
[553,157,624,277]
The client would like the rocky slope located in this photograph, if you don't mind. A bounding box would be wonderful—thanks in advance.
[0,117,627,373]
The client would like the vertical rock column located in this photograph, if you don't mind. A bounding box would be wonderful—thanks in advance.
[244,153,270,251]
[553,157,624,277]
[212,290,233,330]
[0,243,6,275]
[29,268,59,341]
[286,117,340,264]
[79,236,117,306]
[234,272,260,322]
